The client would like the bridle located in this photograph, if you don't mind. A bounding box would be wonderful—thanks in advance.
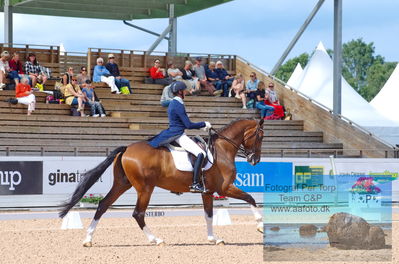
[209,123,264,161]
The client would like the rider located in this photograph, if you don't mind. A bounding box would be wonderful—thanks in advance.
[148,81,212,193]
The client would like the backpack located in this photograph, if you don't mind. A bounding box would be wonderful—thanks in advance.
[120,86,130,94]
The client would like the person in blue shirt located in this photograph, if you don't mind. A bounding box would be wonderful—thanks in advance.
[105,54,133,94]
[215,61,234,97]
[246,72,259,108]
[93,57,120,94]
[148,81,212,193]
[206,62,227,96]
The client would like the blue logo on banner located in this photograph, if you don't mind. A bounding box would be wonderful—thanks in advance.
[234,162,293,192]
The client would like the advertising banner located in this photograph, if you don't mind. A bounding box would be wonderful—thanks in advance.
[0,161,43,195]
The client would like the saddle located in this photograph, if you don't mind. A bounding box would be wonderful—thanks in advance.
[166,135,214,172]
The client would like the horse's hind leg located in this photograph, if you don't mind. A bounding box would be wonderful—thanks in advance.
[132,187,164,245]
[83,153,131,247]
[201,193,224,245]
[224,184,263,233]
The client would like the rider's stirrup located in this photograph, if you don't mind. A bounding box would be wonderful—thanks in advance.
[190,182,207,193]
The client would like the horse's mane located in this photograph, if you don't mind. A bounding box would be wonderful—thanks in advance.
[217,118,257,134]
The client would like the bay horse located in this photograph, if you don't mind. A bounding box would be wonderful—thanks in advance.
[60,118,265,247]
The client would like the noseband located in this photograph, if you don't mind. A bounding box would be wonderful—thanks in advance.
[210,124,263,160]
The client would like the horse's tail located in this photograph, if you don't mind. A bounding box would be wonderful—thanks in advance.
[59,146,127,218]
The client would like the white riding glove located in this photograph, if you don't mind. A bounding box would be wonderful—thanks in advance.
[201,121,212,132]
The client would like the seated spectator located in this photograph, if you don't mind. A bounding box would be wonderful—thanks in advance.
[149,59,172,85]
[9,52,24,85]
[15,77,35,115]
[167,62,183,81]
[24,53,48,88]
[0,51,12,89]
[77,66,91,87]
[206,62,227,96]
[180,60,200,95]
[265,82,284,119]
[255,81,275,118]
[64,77,87,117]
[93,57,120,94]
[193,57,220,96]
[231,73,247,109]
[105,54,132,94]
[160,83,174,107]
[246,72,259,108]
[82,80,106,117]
[215,60,234,96]
[62,67,74,85]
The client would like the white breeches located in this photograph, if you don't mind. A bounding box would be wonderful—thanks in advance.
[100,75,119,92]
[17,94,36,111]
[175,134,205,157]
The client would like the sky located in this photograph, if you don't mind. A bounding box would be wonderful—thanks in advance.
[1,0,398,72]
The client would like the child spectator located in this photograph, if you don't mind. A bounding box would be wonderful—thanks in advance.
[93,57,120,94]
[231,73,247,109]
[149,59,172,85]
[82,80,106,117]
[180,60,200,95]
[24,53,48,88]
[105,54,132,93]
[256,81,275,118]
[64,77,87,117]
[160,83,174,107]
[9,52,24,85]
[15,77,35,115]
[246,72,259,108]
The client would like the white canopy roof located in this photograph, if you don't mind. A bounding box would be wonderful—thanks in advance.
[286,63,303,89]
[294,42,399,128]
[370,63,399,123]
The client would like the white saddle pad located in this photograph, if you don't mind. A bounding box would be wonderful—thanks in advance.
[166,144,214,172]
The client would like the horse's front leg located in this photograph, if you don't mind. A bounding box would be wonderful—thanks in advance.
[223,184,263,233]
[201,193,225,245]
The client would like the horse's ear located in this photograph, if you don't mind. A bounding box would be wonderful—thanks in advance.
[259,118,264,127]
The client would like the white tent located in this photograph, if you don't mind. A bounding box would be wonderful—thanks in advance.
[294,42,399,145]
[370,63,399,123]
[286,63,303,89]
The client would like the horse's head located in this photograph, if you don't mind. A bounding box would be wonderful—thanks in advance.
[242,119,264,165]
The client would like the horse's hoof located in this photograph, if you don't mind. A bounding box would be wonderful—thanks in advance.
[216,239,225,245]
[156,239,165,246]
[83,241,92,247]
[257,222,264,234]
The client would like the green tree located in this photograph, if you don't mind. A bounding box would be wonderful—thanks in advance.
[362,62,396,101]
[275,53,309,82]
[342,38,384,93]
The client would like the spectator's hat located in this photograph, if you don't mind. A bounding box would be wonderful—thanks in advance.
[195,56,202,61]
[108,53,115,59]
[171,81,187,93]
[0,50,9,57]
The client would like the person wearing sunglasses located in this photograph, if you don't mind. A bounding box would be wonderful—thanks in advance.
[77,66,91,87]
[245,72,259,108]
[105,54,132,94]
[149,59,172,85]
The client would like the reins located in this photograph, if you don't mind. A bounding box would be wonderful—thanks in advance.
[209,124,263,160]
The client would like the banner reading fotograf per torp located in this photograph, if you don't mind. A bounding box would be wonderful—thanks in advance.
[0,161,43,195]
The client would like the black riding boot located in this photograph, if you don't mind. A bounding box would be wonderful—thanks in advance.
[189,153,207,193]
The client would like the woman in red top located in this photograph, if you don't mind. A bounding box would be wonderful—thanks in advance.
[9,52,24,85]
[16,77,36,115]
[149,59,171,85]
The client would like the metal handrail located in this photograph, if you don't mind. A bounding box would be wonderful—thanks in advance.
[235,55,397,150]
